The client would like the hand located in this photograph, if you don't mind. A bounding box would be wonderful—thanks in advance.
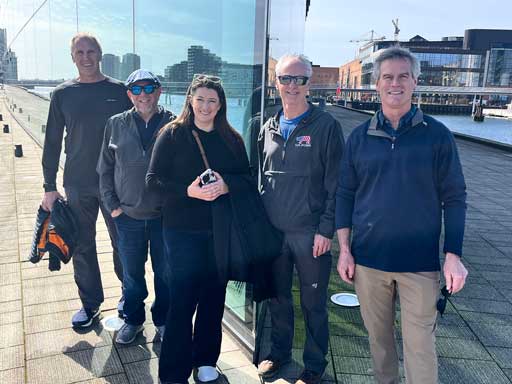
[41,190,63,211]
[337,248,355,285]
[111,207,123,218]
[443,252,468,294]
[186,175,221,201]
[313,234,331,258]
[212,171,229,195]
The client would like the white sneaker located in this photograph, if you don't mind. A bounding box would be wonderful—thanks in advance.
[197,366,219,382]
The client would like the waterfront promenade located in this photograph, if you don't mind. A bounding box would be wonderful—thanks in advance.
[1,90,512,383]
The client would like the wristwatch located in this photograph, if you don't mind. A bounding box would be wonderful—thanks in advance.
[43,182,57,192]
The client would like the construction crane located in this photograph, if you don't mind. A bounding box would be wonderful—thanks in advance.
[349,30,386,44]
[392,18,400,41]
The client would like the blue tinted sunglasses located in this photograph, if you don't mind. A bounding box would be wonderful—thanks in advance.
[129,84,159,95]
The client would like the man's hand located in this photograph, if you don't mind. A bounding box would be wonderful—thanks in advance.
[313,234,331,258]
[337,248,355,285]
[41,191,62,211]
[111,207,123,218]
[443,252,468,294]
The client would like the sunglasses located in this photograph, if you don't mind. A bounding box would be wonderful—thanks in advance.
[193,73,222,83]
[278,75,309,86]
[129,84,159,95]
[436,285,452,316]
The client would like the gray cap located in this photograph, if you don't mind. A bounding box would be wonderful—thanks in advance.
[125,69,161,87]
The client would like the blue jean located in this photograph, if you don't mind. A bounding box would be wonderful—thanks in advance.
[114,214,170,326]
[158,229,227,383]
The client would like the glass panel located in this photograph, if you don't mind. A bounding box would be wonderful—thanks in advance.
[134,0,266,329]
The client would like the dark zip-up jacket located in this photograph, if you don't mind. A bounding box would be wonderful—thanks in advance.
[97,106,176,220]
[258,103,344,238]
[336,109,467,272]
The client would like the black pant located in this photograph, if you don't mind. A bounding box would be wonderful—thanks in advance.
[65,188,123,309]
[268,231,332,374]
[159,229,227,383]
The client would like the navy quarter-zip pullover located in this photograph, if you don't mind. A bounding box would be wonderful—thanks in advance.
[336,108,467,272]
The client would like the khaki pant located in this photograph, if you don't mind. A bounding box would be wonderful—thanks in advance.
[354,265,440,384]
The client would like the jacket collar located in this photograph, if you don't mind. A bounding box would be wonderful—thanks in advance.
[367,108,425,138]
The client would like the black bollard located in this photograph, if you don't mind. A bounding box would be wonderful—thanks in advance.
[3,124,9,133]
[14,144,23,157]
[0,113,3,121]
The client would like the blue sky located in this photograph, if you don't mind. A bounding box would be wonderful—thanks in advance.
[305,0,512,67]
[1,0,511,79]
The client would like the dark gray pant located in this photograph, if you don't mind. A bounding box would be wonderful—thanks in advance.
[268,231,332,374]
[66,187,123,310]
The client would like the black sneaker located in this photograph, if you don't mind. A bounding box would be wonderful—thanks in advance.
[71,307,100,328]
[257,355,290,379]
[295,369,323,384]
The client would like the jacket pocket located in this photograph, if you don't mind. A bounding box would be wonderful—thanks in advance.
[118,163,147,207]
[261,170,312,231]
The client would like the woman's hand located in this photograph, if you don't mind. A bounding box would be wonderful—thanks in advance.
[187,173,229,201]
[211,171,229,196]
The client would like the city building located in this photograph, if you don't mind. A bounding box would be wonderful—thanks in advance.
[187,45,222,80]
[0,28,6,56]
[101,53,121,80]
[0,28,18,82]
[165,60,188,83]
[3,49,18,81]
[120,53,141,81]
[309,64,339,97]
[354,29,512,89]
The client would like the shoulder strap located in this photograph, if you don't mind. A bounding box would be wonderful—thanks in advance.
[191,130,211,169]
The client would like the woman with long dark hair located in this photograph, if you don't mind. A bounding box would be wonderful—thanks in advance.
[146,74,250,384]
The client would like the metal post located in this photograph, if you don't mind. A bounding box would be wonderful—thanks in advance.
[472,94,477,115]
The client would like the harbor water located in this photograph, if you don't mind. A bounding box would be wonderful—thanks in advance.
[32,87,512,144]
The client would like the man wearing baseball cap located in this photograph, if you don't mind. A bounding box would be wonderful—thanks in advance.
[98,69,176,344]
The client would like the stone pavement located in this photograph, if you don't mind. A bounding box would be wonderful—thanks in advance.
[0,96,262,384]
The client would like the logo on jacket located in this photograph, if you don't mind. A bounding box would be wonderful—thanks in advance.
[295,135,311,147]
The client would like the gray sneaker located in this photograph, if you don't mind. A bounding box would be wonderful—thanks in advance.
[156,325,165,340]
[116,323,144,344]
[71,307,100,328]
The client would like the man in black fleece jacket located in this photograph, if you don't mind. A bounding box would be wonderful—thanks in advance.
[336,46,468,384]
[257,54,344,384]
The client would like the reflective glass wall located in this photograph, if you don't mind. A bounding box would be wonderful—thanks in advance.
[360,50,486,87]
[1,0,300,346]
[487,48,512,87]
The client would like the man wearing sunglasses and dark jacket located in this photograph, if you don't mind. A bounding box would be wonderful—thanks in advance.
[98,69,175,344]
[257,54,344,384]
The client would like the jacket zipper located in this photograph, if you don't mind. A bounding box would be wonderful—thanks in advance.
[280,119,307,163]
[391,136,396,150]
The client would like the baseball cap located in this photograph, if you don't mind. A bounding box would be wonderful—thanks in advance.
[125,69,161,87]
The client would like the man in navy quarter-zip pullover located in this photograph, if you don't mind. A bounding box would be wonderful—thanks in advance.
[98,69,175,345]
[258,54,344,384]
[336,46,468,384]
